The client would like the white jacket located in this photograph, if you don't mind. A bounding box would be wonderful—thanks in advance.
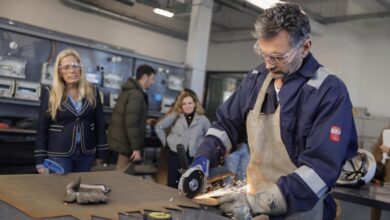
[155,112,210,157]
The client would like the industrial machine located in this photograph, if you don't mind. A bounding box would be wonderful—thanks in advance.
[0,17,187,175]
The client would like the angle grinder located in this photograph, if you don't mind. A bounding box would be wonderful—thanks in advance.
[181,168,206,199]
[177,144,234,199]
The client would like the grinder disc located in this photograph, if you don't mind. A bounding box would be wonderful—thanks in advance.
[182,170,205,199]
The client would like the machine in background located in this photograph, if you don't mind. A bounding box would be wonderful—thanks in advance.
[0,17,187,174]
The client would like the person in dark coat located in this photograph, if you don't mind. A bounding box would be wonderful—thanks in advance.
[35,48,108,174]
[108,64,156,174]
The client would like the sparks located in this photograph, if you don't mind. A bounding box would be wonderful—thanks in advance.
[195,181,248,199]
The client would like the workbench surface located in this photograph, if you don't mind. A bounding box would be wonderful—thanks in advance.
[332,183,390,211]
[0,171,227,219]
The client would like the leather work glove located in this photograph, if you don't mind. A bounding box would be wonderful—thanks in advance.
[178,156,210,193]
[218,184,287,220]
[64,177,108,204]
[218,192,253,220]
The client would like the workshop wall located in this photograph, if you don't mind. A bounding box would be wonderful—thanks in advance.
[0,0,187,64]
[207,41,258,72]
[207,18,390,118]
[304,18,390,118]
[207,22,364,105]
[310,23,363,108]
[356,19,390,117]
[207,31,362,105]
[1,0,390,118]
[0,22,187,119]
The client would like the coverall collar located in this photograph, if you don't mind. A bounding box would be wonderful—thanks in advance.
[295,52,321,78]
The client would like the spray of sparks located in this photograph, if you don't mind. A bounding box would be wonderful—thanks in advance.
[194,180,249,199]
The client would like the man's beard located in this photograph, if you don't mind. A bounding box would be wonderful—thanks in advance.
[271,71,289,79]
[269,59,302,79]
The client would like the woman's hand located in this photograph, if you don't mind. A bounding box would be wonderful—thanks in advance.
[95,159,104,165]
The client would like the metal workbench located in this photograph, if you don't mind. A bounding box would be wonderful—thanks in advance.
[332,184,390,211]
[0,171,227,220]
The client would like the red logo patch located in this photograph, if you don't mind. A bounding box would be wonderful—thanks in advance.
[330,126,341,142]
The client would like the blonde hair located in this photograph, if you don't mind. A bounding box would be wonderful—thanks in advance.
[48,48,96,119]
[173,90,205,115]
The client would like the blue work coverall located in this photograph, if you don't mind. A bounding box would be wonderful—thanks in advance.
[195,53,358,219]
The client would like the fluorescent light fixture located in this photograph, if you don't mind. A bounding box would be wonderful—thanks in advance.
[246,0,281,10]
[153,8,174,18]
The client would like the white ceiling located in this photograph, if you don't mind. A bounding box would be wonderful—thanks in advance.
[61,0,390,43]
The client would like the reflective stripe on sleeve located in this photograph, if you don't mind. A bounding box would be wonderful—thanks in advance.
[307,67,330,89]
[294,165,328,198]
[206,128,233,153]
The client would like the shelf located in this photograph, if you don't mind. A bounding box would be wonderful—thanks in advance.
[0,128,36,134]
[0,97,40,106]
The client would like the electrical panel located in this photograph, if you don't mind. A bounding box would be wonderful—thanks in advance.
[85,72,101,85]
[160,96,176,114]
[109,93,118,109]
[167,74,184,91]
[14,81,40,101]
[99,91,104,105]
[103,72,123,89]
[0,77,15,98]
[40,62,54,85]
[0,56,27,79]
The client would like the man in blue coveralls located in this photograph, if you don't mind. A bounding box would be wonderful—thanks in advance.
[179,2,357,220]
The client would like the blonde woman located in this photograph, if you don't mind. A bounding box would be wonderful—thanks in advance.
[35,48,108,174]
[155,90,210,188]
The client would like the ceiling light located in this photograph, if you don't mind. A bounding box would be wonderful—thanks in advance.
[153,8,174,18]
[246,0,281,10]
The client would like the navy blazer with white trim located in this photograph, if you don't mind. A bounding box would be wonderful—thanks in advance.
[34,86,108,165]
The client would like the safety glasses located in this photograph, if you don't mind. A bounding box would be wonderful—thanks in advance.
[58,63,82,72]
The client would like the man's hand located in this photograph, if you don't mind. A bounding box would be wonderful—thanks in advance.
[218,184,287,219]
[129,150,142,162]
[218,184,286,219]
[218,192,252,220]
[64,177,108,204]
[178,157,209,192]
